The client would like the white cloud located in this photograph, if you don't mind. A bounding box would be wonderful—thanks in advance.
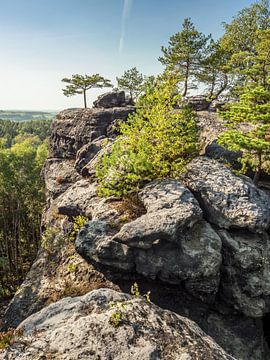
[119,0,133,53]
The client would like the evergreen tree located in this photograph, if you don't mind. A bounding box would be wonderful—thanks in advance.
[116,67,145,103]
[196,39,230,100]
[96,74,199,197]
[218,86,270,183]
[62,74,112,108]
[220,0,270,95]
[159,18,210,96]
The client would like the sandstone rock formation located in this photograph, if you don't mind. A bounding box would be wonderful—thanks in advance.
[183,95,211,111]
[2,288,235,360]
[2,98,270,360]
[93,90,127,108]
[76,180,222,302]
[184,157,270,232]
[50,106,135,159]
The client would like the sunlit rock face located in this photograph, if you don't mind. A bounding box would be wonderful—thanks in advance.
[2,98,270,360]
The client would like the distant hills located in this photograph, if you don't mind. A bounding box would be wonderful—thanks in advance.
[0,110,56,122]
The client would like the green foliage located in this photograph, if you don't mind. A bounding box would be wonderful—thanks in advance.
[0,329,15,350]
[218,85,270,182]
[220,0,270,54]
[62,74,112,108]
[109,283,151,328]
[159,18,210,96]
[96,75,199,197]
[0,119,52,148]
[0,136,48,298]
[70,215,88,241]
[116,67,145,102]
[220,1,270,96]
[41,227,59,251]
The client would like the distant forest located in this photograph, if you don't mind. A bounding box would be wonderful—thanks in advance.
[0,110,55,122]
[0,117,51,298]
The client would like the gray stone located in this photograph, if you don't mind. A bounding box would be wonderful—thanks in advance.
[218,229,270,318]
[93,90,126,108]
[205,141,242,169]
[3,289,235,360]
[74,136,105,174]
[184,157,270,232]
[76,180,222,301]
[183,95,211,111]
[42,158,81,201]
[56,179,98,217]
[50,107,135,159]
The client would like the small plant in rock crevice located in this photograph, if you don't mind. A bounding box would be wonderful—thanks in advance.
[0,328,24,351]
[109,282,151,327]
[70,215,88,242]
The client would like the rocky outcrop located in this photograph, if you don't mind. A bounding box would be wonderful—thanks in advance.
[2,100,270,360]
[2,288,234,360]
[42,158,81,201]
[76,180,222,302]
[50,106,135,159]
[219,229,270,318]
[93,90,127,108]
[184,157,270,232]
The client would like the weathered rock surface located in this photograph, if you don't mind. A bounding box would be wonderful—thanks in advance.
[42,158,81,201]
[2,288,235,360]
[50,107,135,159]
[74,136,105,173]
[76,180,222,302]
[183,95,211,111]
[205,141,242,169]
[3,102,270,360]
[184,157,270,232]
[93,90,126,108]
[218,229,270,318]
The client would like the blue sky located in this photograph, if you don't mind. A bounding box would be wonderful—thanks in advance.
[0,0,257,110]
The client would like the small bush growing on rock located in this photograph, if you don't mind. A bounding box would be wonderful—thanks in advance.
[41,227,59,251]
[0,328,23,350]
[96,74,199,197]
[109,283,151,327]
[70,215,88,241]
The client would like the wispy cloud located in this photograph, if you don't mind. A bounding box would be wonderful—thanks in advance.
[119,0,133,53]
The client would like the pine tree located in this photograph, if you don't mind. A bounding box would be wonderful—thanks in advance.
[96,74,199,197]
[159,18,210,97]
[116,67,145,103]
[62,74,112,108]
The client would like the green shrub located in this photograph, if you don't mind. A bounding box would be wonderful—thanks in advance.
[96,74,199,197]
[70,215,88,241]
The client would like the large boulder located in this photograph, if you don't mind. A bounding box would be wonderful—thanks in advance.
[93,90,127,108]
[50,107,135,159]
[2,289,235,360]
[76,180,222,302]
[184,157,270,232]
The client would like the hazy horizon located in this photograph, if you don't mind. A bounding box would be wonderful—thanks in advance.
[0,0,257,110]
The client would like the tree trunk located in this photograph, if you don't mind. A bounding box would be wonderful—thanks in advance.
[83,90,87,108]
[182,61,189,97]
[253,152,262,185]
